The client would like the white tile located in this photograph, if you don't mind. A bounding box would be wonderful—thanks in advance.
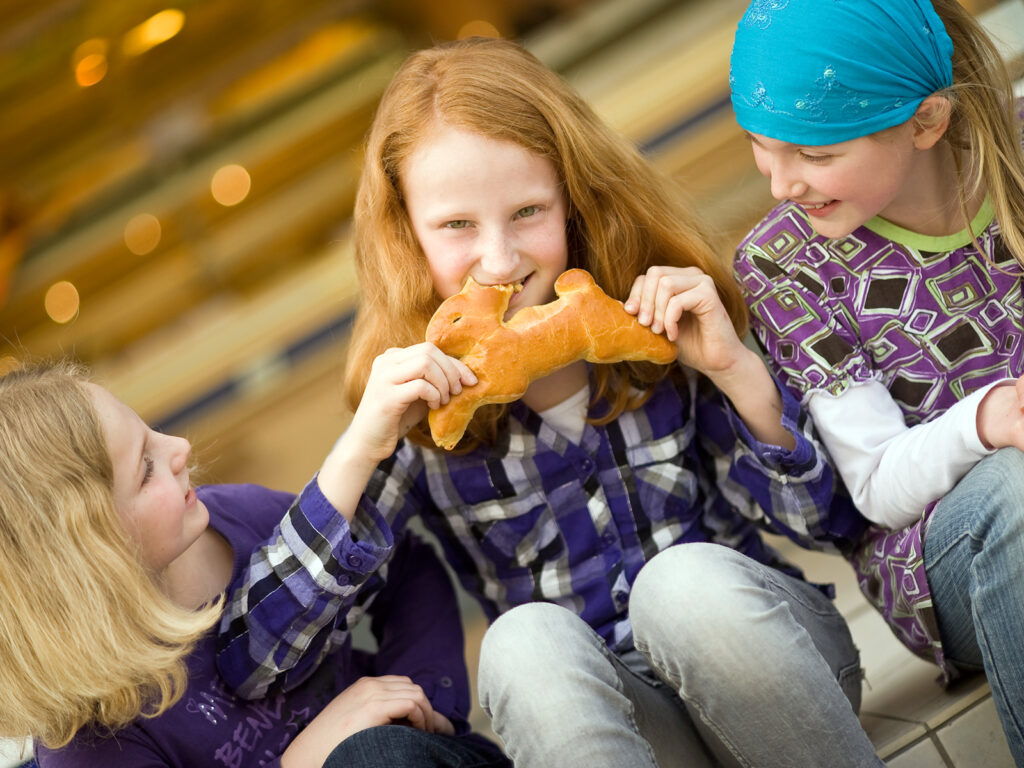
[860,712,927,760]
[0,737,31,768]
[848,605,942,702]
[936,697,1015,768]
[886,738,948,768]
[846,608,991,730]
[919,679,991,732]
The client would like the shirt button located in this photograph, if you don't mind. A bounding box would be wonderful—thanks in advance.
[346,554,363,568]
[602,531,615,546]
[440,676,453,688]
[579,458,594,474]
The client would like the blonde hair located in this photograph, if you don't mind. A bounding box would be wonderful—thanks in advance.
[930,0,1024,263]
[344,36,744,450]
[0,361,221,748]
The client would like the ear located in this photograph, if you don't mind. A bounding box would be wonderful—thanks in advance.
[911,95,952,150]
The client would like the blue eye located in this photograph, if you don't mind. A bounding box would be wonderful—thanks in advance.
[142,456,154,486]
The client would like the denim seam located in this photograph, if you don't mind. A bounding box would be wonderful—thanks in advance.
[531,624,660,767]
[606,649,661,767]
[972,606,1024,750]
[924,529,977,568]
[758,569,840,620]
[633,638,753,768]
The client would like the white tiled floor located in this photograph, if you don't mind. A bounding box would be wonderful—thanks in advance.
[888,739,949,768]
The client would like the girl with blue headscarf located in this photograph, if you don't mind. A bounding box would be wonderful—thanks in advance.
[731,0,1024,761]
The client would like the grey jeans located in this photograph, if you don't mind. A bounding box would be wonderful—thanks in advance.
[478,542,882,767]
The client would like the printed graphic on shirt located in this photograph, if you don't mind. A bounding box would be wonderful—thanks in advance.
[738,205,1024,424]
[185,658,335,767]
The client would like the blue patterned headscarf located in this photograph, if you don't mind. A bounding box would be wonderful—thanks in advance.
[729,0,953,145]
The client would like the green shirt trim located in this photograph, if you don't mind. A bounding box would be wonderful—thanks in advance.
[863,196,995,251]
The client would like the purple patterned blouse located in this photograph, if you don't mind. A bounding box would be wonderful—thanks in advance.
[735,196,1024,683]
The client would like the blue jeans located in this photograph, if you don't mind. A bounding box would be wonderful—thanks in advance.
[924,447,1024,765]
[478,542,882,768]
[322,726,510,768]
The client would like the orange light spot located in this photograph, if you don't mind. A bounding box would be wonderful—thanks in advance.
[44,281,80,324]
[74,52,108,87]
[124,213,162,255]
[457,20,500,39]
[124,9,185,56]
[211,164,251,206]
[0,356,21,376]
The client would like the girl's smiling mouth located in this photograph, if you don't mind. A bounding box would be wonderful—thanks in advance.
[506,274,529,304]
[798,200,838,217]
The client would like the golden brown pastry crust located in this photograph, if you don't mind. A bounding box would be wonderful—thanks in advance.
[425,268,677,450]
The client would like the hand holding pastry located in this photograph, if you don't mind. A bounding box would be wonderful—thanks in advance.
[426,268,677,449]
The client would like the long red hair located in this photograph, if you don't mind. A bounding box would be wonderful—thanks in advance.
[344,37,745,450]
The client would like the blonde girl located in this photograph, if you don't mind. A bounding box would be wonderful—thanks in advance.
[0,361,220,752]
[217,37,883,767]
[0,361,509,768]
[731,0,1024,761]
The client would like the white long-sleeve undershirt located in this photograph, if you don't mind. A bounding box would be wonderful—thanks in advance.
[807,379,1001,529]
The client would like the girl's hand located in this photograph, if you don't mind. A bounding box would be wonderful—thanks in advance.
[317,343,477,517]
[346,343,478,463]
[624,266,746,376]
[279,675,455,768]
[626,265,795,448]
[976,375,1024,451]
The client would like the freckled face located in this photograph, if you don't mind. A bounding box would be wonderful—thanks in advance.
[401,125,570,314]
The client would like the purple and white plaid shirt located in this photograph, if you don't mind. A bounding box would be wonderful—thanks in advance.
[218,367,864,699]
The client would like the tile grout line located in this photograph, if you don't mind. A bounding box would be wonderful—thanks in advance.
[924,728,958,768]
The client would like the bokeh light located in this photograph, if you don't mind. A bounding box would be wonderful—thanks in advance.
[211,164,251,206]
[72,39,109,87]
[124,213,162,255]
[44,281,80,324]
[124,9,186,57]
[457,20,500,39]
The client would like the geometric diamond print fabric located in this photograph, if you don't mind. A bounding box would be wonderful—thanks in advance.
[736,200,1022,424]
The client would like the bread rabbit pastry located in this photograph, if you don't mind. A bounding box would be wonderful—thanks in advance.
[426,268,678,449]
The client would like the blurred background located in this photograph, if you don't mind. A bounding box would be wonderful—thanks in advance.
[0,0,1012,489]
[0,0,1019,755]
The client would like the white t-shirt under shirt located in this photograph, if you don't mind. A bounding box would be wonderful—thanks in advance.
[538,383,591,444]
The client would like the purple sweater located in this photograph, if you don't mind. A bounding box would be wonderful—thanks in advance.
[35,483,475,768]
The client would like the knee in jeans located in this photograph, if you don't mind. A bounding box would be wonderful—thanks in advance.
[969,448,1024,495]
[479,603,584,697]
[631,543,816,668]
[632,544,745,620]
[954,448,1024,533]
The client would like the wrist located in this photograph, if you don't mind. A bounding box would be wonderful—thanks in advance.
[976,382,1015,450]
[707,349,796,449]
[704,347,766,401]
[317,433,380,519]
